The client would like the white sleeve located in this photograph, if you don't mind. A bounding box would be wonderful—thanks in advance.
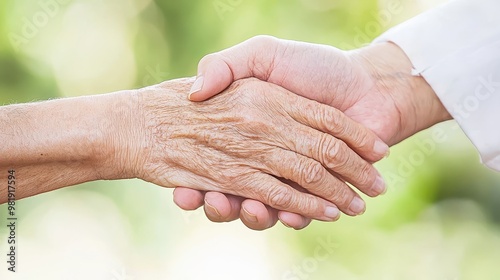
[374,0,500,171]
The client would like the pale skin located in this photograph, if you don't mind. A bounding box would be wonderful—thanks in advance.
[174,37,453,230]
[0,78,389,221]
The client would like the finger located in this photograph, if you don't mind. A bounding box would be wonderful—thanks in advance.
[242,172,341,221]
[189,35,280,101]
[203,192,311,230]
[240,199,279,231]
[265,149,366,216]
[272,95,386,197]
[204,193,282,230]
[173,187,205,210]
[245,178,312,230]
[285,94,389,162]
[238,178,310,230]
[282,123,385,198]
[278,211,312,230]
[276,179,314,230]
[203,192,242,223]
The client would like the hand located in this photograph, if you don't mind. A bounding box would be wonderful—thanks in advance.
[174,36,452,230]
[126,78,388,220]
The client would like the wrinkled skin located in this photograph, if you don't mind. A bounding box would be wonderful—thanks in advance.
[174,37,452,230]
[131,78,388,220]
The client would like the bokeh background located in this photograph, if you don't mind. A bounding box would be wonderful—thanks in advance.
[1,0,500,279]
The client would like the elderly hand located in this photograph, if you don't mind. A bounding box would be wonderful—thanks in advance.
[174,36,451,230]
[130,78,387,220]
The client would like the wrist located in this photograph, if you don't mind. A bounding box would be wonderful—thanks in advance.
[355,42,452,143]
[123,78,194,183]
[95,89,147,181]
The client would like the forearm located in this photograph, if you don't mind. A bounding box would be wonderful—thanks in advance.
[0,91,140,203]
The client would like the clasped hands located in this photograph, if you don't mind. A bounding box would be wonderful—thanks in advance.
[139,77,386,225]
[130,36,450,231]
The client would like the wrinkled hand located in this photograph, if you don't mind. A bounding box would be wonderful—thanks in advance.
[174,36,451,230]
[132,78,388,220]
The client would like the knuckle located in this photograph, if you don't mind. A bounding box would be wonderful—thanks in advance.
[334,151,352,173]
[328,186,351,207]
[355,133,371,149]
[346,123,371,150]
[250,35,278,46]
[321,109,343,134]
[199,53,218,66]
[321,136,347,170]
[266,186,294,209]
[246,36,280,80]
[359,164,375,186]
[302,160,326,185]
[298,196,320,217]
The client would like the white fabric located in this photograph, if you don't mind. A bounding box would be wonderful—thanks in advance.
[374,0,500,171]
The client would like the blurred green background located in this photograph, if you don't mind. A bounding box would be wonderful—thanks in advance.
[1,0,500,279]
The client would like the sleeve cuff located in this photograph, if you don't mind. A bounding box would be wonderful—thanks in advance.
[373,0,500,171]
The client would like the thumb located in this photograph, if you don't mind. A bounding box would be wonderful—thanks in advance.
[188,53,235,101]
[188,35,279,101]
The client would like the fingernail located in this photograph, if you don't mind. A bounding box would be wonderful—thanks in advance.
[242,206,258,223]
[324,206,340,221]
[374,140,390,158]
[372,176,387,195]
[205,199,221,218]
[188,76,204,98]
[348,197,366,215]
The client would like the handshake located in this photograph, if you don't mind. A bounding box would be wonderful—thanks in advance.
[171,37,451,230]
[0,37,452,230]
